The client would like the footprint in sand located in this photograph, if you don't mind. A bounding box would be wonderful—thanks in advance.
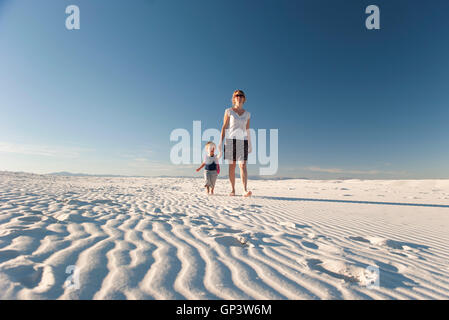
[348,236,429,259]
[348,236,370,243]
[278,221,311,230]
[186,215,217,227]
[225,204,262,215]
[153,207,162,214]
[306,258,371,285]
[188,218,209,227]
[54,212,94,223]
[305,232,330,241]
[3,264,45,289]
[18,216,42,223]
[210,231,282,248]
[301,241,319,250]
[279,221,296,228]
[211,235,249,247]
[0,250,20,263]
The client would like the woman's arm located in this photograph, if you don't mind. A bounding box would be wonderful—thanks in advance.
[246,118,252,153]
[214,157,220,174]
[218,110,230,158]
[220,110,230,145]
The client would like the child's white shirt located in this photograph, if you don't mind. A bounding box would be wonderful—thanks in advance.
[204,154,219,171]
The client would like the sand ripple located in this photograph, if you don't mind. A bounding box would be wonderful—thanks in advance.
[1,172,449,299]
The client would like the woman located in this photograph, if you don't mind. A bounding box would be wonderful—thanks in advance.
[217,90,252,197]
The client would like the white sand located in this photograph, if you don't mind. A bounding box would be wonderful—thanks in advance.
[0,171,448,300]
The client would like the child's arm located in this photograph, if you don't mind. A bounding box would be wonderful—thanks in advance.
[196,162,205,172]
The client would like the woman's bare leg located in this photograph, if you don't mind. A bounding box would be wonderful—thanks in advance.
[229,161,236,196]
[239,161,252,197]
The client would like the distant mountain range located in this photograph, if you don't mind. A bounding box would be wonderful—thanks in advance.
[46,171,307,180]
[0,170,359,180]
[47,171,131,177]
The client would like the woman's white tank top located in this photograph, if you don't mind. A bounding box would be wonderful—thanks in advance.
[225,107,251,140]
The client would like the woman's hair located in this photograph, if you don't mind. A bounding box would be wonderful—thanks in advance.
[205,141,216,152]
[232,89,246,106]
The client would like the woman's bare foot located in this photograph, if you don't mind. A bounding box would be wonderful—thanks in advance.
[229,191,235,196]
[206,187,210,194]
[211,188,214,195]
[243,190,252,197]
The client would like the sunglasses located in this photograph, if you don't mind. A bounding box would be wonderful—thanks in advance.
[234,94,244,98]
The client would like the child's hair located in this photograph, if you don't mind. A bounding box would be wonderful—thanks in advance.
[205,141,216,152]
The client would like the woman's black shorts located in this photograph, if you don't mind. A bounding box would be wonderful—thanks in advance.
[224,138,248,162]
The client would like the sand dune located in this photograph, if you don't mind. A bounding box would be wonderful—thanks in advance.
[0,171,448,299]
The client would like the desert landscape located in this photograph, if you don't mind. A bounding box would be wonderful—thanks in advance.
[0,171,448,299]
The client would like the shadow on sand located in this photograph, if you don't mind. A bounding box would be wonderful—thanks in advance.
[253,196,449,209]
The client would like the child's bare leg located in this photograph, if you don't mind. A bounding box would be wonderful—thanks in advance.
[211,186,214,194]
[206,186,210,194]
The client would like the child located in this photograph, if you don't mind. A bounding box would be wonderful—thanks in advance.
[196,141,220,195]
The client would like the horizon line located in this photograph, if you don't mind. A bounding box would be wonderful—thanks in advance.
[1,170,449,181]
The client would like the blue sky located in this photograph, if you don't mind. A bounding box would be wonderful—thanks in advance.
[1,0,448,179]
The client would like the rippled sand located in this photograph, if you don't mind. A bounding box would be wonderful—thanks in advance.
[0,171,448,299]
